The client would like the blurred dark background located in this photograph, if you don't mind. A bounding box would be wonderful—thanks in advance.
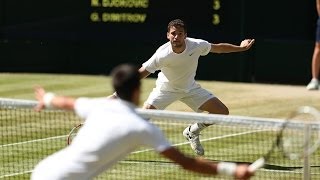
[0,0,317,84]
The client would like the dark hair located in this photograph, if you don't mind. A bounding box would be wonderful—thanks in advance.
[167,19,187,33]
[111,64,140,102]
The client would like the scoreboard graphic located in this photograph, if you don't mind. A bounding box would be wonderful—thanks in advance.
[0,0,316,84]
[0,0,245,42]
[0,0,315,41]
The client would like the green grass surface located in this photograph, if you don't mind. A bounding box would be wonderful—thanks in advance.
[1,73,320,179]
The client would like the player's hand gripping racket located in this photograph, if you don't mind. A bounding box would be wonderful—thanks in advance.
[67,123,83,145]
[249,106,320,172]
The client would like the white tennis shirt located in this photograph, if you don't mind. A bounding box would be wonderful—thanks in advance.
[31,98,171,180]
[142,37,211,93]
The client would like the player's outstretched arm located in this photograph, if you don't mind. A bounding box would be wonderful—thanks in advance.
[160,147,254,179]
[34,86,76,111]
[210,39,255,54]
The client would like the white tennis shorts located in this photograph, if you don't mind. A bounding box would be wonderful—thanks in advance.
[144,87,215,112]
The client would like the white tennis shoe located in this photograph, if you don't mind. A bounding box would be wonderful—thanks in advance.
[183,126,204,156]
[306,78,319,90]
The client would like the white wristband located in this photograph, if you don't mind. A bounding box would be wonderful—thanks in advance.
[43,92,55,108]
[217,162,237,176]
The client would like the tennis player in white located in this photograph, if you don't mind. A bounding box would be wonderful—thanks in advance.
[139,19,255,156]
[31,64,254,180]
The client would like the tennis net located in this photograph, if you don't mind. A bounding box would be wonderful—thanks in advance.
[1,98,319,179]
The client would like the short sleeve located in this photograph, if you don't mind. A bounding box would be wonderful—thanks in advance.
[142,53,160,73]
[142,124,172,152]
[74,98,93,119]
[199,40,211,56]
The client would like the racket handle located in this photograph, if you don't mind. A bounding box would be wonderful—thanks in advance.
[248,158,265,172]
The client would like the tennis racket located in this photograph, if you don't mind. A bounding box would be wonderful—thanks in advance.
[67,123,83,145]
[249,106,320,172]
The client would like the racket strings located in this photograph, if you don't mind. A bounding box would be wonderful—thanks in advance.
[279,107,320,160]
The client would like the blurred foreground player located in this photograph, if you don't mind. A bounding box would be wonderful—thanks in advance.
[31,64,254,180]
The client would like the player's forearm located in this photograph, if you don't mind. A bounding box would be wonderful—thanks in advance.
[181,157,219,175]
[211,43,245,53]
[161,148,252,178]
[161,148,218,175]
[185,159,252,179]
[44,93,76,110]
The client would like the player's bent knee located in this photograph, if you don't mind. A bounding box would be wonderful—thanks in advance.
[221,107,229,115]
[199,98,229,115]
[211,106,229,115]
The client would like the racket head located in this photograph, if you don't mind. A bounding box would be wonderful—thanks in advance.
[250,106,320,172]
[280,106,320,160]
[67,123,83,145]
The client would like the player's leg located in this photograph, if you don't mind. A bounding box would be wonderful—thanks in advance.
[186,97,229,138]
[183,87,228,129]
[192,97,229,136]
[307,42,320,90]
[307,17,320,90]
[181,88,228,155]
[199,97,229,115]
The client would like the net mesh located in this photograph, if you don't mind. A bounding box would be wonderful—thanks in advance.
[1,98,320,179]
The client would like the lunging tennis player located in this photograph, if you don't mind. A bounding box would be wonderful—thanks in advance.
[136,19,254,155]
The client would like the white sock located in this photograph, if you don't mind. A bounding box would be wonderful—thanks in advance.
[190,123,207,133]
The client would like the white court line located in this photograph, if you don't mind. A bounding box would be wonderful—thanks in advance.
[0,135,68,178]
[0,170,33,179]
[0,135,67,148]
[131,129,265,154]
